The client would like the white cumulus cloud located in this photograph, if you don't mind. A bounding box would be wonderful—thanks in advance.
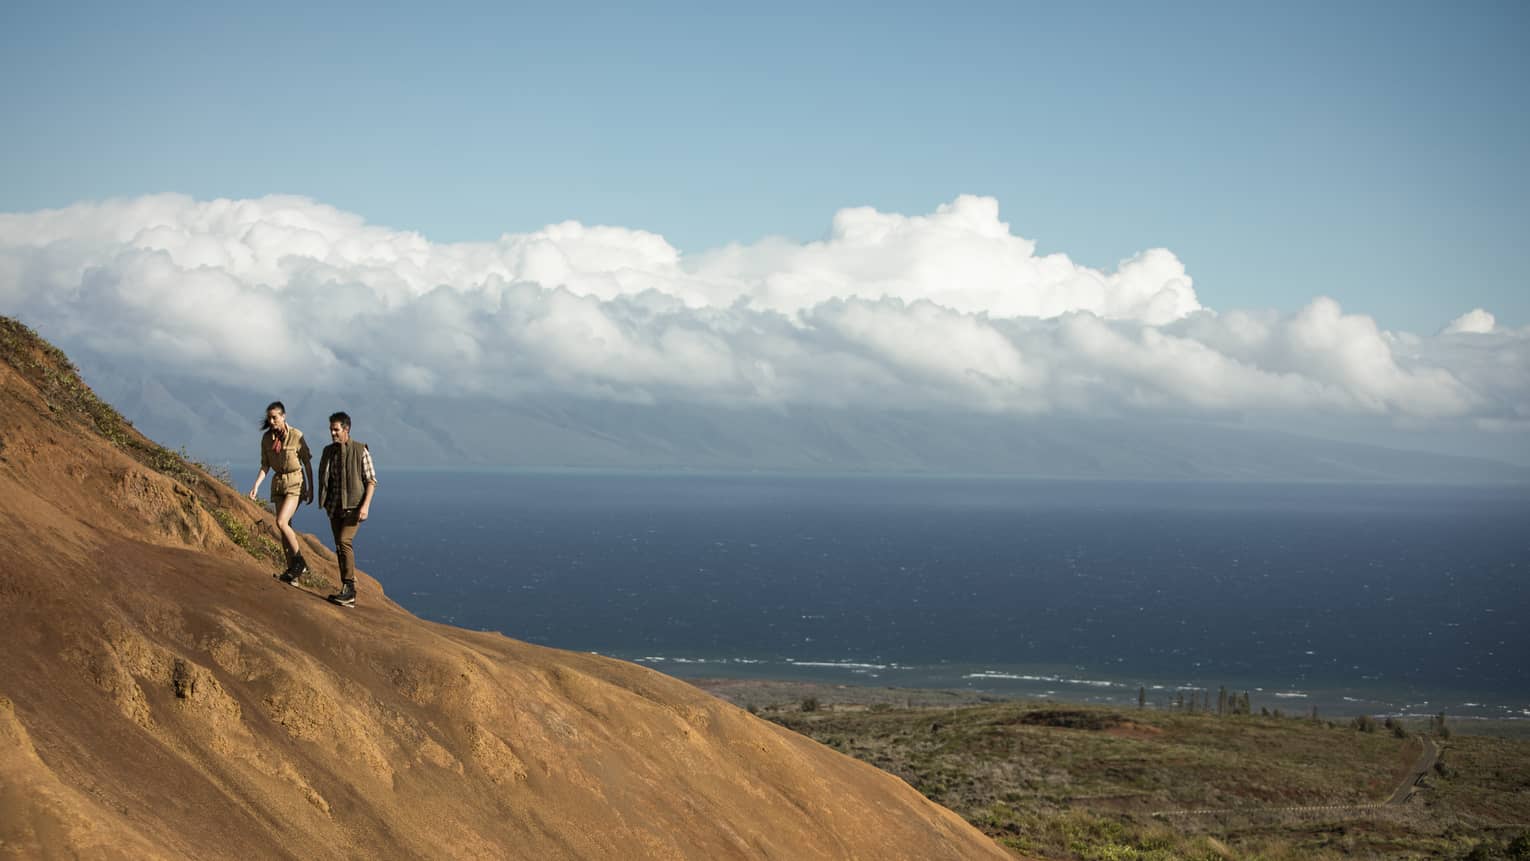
[1442,308,1496,335]
[0,193,1524,430]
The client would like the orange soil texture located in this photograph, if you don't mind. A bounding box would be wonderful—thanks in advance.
[0,318,1014,860]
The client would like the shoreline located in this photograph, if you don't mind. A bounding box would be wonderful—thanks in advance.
[680,675,1530,737]
[607,652,1529,723]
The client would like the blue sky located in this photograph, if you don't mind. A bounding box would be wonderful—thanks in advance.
[3,0,1527,334]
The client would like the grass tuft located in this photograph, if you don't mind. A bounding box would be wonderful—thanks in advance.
[210,508,283,564]
[0,317,235,490]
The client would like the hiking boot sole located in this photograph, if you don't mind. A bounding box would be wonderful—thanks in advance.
[328,596,356,608]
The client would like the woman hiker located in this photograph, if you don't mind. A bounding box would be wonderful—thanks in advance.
[247,400,314,582]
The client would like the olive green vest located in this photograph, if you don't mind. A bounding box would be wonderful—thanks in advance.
[318,440,371,512]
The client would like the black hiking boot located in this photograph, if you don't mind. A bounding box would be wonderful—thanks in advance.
[327,581,356,608]
[277,555,309,585]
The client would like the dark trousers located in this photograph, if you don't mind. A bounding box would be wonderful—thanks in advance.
[328,508,361,583]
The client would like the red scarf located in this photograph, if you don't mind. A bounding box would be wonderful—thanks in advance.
[271,427,285,453]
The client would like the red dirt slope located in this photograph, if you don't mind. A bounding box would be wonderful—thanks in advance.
[0,319,1012,860]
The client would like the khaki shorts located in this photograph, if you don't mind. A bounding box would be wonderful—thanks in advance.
[270,470,304,502]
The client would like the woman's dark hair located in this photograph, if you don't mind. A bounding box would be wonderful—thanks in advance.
[260,401,286,431]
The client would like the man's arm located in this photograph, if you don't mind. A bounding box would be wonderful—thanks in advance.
[358,481,376,521]
[316,447,331,510]
[358,445,377,521]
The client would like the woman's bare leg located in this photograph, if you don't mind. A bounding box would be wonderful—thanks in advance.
[274,494,302,560]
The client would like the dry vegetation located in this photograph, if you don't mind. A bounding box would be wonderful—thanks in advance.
[761,699,1530,860]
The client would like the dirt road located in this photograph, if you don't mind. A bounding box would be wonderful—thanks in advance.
[1387,735,1440,805]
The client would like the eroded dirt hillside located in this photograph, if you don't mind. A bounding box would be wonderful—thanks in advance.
[0,318,1012,860]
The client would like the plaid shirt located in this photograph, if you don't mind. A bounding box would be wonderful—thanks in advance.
[357,445,377,484]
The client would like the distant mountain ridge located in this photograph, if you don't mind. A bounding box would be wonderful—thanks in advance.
[74,351,1530,484]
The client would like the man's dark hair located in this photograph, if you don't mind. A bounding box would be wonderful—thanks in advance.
[260,401,286,430]
[328,411,352,430]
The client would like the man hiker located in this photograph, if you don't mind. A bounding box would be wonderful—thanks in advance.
[317,411,377,608]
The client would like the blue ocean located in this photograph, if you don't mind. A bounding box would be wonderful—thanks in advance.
[292,472,1529,719]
